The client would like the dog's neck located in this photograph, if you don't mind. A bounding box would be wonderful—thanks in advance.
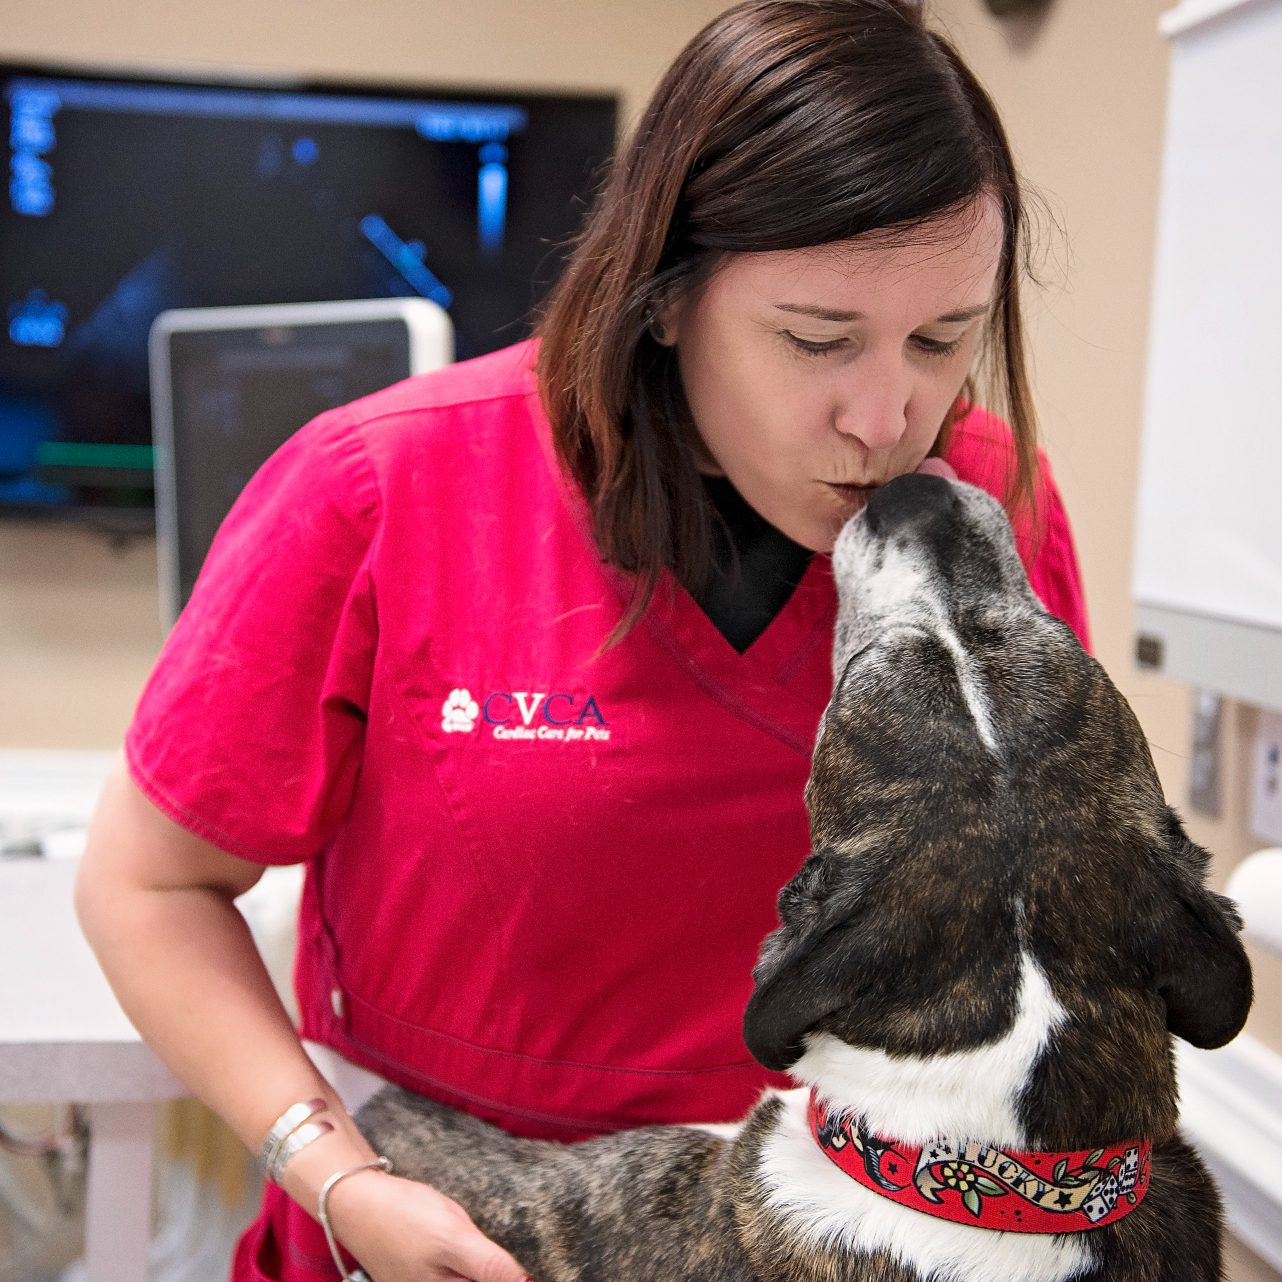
[750,950,1163,1280]
[746,955,1128,1282]
[786,948,1175,1156]
[804,1089,1151,1234]
[788,952,1066,1150]
[750,1089,1098,1282]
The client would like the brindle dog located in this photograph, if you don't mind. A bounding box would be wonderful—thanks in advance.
[357,474,1252,1282]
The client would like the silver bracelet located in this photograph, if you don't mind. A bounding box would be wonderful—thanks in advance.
[317,1156,394,1280]
[259,1097,328,1174]
[266,1119,335,1185]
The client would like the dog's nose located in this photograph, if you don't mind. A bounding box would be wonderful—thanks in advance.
[864,472,955,534]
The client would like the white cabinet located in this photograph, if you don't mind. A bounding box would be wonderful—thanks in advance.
[1133,0,1282,710]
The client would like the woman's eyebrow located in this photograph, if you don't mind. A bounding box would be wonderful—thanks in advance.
[934,302,992,323]
[774,301,993,323]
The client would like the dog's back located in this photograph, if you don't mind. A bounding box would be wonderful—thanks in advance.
[359,1087,755,1280]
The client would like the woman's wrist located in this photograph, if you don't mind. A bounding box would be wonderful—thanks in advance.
[259,1096,328,1174]
[277,1118,387,1218]
[318,1157,395,1278]
[259,1095,337,1184]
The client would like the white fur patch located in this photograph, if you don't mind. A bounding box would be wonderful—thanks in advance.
[756,1089,1093,1282]
[933,618,1000,756]
[790,952,1067,1148]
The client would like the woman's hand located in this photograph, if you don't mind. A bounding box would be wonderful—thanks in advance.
[326,1167,532,1282]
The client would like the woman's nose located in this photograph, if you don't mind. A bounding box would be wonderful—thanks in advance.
[832,363,911,452]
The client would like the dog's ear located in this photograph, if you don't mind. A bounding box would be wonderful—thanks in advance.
[1151,816,1253,1049]
[742,850,863,1071]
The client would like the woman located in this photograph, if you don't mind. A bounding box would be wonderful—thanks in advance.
[77,2,1089,1280]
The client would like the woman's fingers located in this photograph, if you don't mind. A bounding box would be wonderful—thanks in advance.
[443,1230,531,1282]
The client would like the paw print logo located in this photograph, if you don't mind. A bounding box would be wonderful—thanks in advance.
[441,688,480,734]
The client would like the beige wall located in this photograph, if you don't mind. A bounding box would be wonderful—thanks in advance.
[0,0,718,107]
[1,0,1277,1270]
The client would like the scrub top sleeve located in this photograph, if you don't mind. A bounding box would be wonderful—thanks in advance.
[125,407,381,865]
[1025,458,1093,655]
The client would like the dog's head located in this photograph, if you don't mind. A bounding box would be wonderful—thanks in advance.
[743,474,1252,1146]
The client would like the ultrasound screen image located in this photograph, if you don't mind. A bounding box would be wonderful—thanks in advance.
[0,66,617,521]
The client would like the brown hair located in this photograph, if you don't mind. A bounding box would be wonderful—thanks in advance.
[537,0,1039,637]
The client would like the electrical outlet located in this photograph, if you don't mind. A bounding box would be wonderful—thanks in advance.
[1189,690,1223,817]
[1250,709,1282,845]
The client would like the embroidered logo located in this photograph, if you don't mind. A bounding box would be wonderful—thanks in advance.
[441,688,480,734]
[442,688,611,743]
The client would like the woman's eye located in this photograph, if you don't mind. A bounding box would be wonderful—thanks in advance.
[912,334,965,359]
[784,332,848,356]
[784,331,967,359]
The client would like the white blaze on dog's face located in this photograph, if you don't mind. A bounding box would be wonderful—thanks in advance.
[744,474,1252,1162]
[829,475,1037,693]
[823,478,1028,757]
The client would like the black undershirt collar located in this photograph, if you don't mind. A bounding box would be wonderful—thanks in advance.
[695,475,814,654]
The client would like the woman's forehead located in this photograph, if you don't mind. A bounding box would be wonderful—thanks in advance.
[710,196,1004,314]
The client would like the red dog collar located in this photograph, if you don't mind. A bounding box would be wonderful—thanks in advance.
[807,1089,1151,1234]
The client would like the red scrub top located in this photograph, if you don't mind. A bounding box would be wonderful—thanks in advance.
[125,340,1089,1281]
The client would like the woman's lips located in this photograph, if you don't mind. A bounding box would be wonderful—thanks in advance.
[825,458,958,496]
[824,481,879,514]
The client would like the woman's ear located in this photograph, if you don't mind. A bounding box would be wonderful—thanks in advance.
[649,293,687,347]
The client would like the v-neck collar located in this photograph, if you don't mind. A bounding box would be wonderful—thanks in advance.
[526,383,835,757]
[638,554,835,755]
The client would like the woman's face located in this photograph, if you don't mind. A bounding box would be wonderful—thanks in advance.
[660,197,1004,553]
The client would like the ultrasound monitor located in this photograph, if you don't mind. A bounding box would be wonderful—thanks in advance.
[150,297,451,625]
[0,62,616,526]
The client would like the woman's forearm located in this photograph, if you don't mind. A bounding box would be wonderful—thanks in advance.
[74,761,378,1213]
[75,763,533,1280]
